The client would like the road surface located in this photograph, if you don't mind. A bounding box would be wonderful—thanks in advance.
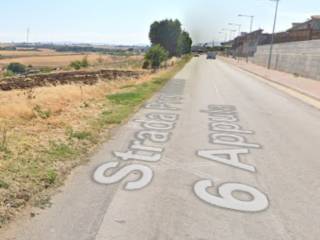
[2,56,320,240]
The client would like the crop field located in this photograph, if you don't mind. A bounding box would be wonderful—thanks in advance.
[0,48,69,57]
[0,53,111,68]
[0,48,144,70]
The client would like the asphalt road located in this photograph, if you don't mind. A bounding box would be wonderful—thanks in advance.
[3,56,320,240]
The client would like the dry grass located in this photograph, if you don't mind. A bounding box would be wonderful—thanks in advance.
[0,50,144,71]
[0,74,149,120]
[0,48,67,57]
[0,76,150,225]
[0,53,114,68]
[0,55,191,226]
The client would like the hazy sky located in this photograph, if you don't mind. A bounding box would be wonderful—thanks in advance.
[0,0,318,44]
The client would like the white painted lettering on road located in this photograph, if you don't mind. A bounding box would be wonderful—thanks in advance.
[93,162,153,190]
[194,180,269,212]
[194,105,270,212]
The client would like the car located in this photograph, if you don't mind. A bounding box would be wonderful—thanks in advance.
[206,52,216,59]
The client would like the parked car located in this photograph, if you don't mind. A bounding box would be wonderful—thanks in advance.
[206,51,216,59]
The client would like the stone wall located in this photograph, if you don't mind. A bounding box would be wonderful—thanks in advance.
[251,39,320,80]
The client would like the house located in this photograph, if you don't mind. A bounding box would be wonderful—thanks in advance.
[230,30,271,57]
[273,15,320,43]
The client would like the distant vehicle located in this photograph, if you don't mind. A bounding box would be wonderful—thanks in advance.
[206,51,216,60]
[193,53,200,57]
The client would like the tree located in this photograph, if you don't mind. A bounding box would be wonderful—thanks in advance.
[144,45,169,69]
[7,62,26,74]
[149,19,182,56]
[177,31,193,55]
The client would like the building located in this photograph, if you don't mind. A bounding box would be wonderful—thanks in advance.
[223,15,320,57]
[227,30,271,57]
[273,15,320,43]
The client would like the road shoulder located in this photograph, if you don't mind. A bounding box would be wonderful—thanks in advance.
[219,56,320,110]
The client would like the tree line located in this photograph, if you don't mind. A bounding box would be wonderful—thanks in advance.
[144,19,192,69]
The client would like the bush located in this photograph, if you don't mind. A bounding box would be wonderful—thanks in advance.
[70,56,89,70]
[81,56,89,67]
[70,60,82,70]
[3,70,15,77]
[142,60,150,69]
[144,45,169,69]
[7,62,26,74]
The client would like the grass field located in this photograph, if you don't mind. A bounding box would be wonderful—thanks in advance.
[0,48,144,70]
[0,48,69,57]
[0,55,191,226]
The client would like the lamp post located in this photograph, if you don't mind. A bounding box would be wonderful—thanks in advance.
[267,0,280,69]
[229,23,242,36]
[238,14,254,33]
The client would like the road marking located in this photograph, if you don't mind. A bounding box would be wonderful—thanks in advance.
[194,180,269,212]
[194,105,270,212]
[93,79,185,191]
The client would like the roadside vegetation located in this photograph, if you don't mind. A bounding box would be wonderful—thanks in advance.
[0,54,191,226]
[0,17,192,227]
[144,19,192,69]
[144,44,169,69]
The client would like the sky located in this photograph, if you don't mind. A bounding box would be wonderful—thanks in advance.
[0,0,318,45]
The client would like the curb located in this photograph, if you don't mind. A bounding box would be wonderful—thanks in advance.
[220,58,320,105]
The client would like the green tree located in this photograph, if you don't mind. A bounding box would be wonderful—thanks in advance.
[149,19,182,56]
[177,31,193,55]
[7,62,26,74]
[144,45,169,69]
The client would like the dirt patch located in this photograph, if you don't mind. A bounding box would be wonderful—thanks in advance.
[0,69,147,91]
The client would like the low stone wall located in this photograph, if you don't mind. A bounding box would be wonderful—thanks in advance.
[251,39,320,80]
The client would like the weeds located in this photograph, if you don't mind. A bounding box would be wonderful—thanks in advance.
[0,55,192,227]
[0,179,9,189]
[0,126,8,152]
[45,170,57,185]
[33,105,51,119]
[107,92,145,105]
[66,127,92,141]
[46,141,76,159]
[119,84,135,89]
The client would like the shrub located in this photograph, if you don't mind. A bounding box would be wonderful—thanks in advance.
[142,60,150,69]
[70,60,83,70]
[3,70,15,77]
[7,62,26,74]
[144,45,169,69]
[70,56,89,70]
[81,56,89,67]
[46,170,57,185]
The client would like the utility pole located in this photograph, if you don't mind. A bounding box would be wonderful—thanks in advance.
[267,0,280,69]
[238,14,254,33]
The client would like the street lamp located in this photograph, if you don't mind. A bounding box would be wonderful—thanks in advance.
[267,0,280,69]
[229,23,241,36]
[238,14,254,33]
